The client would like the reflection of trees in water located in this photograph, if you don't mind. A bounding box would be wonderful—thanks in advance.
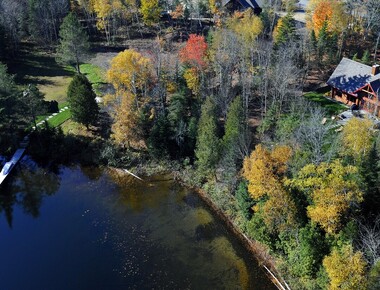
[0,160,61,227]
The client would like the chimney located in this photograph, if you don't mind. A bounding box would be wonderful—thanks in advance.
[372,64,380,75]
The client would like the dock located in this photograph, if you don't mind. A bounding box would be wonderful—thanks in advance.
[0,135,29,185]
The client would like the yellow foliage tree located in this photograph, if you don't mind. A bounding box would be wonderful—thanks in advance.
[140,0,161,26]
[111,94,142,148]
[243,144,296,233]
[183,67,200,96]
[107,49,152,104]
[307,0,347,36]
[323,245,367,290]
[243,144,292,199]
[290,160,363,234]
[227,9,263,44]
[107,50,152,148]
[341,117,374,162]
[91,0,133,42]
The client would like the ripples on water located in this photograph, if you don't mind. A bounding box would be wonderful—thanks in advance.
[0,163,275,290]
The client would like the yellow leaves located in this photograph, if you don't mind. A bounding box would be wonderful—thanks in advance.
[243,144,296,234]
[291,160,363,234]
[107,49,152,101]
[341,117,374,161]
[107,49,152,148]
[243,144,292,199]
[111,94,143,148]
[140,0,161,26]
[91,0,132,30]
[306,0,347,36]
[227,9,263,43]
[323,245,367,290]
[183,67,200,96]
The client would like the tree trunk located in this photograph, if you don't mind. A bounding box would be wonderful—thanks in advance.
[374,31,380,63]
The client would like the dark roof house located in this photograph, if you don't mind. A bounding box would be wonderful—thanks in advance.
[327,58,380,115]
[222,0,262,14]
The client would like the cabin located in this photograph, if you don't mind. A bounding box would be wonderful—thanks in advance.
[327,58,380,116]
[221,0,262,14]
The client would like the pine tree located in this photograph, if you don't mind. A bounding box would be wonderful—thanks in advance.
[362,50,371,65]
[57,13,90,73]
[235,181,254,220]
[67,74,99,129]
[195,97,221,176]
[317,21,329,64]
[273,13,297,46]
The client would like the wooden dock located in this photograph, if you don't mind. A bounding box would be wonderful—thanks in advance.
[0,135,29,185]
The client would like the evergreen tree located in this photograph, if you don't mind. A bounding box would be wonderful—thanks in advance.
[22,84,45,128]
[235,181,254,219]
[195,97,221,176]
[273,13,297,46]
[220,96,246,184]
[57,13,90,73]
[67,74,98,129]
[362,50,371,65]
[148,112,171,158]
[317,21,329,64]
[310,30,317,53]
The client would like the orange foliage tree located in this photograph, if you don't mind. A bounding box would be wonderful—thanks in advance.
[179,34,208,69]
[307,0,347,36]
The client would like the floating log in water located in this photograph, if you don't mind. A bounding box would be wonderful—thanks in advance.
[123,169,143,181]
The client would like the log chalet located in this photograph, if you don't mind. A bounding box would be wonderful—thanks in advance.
[327,58,380,115]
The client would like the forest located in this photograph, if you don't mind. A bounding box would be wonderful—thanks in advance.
[1,0,380,289]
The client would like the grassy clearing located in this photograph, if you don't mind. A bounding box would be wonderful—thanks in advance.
[304,92,347,115]
[66,63,106,95]
[8,46,73,103]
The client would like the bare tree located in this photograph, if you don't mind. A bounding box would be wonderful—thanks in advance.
[358,217,380,266]
[0,0,28,53]
[212,30,240,119]
[295,106,330,164]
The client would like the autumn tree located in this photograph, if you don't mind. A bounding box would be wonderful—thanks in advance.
[179,34,208,69]
[290,160,363,234]
[57,13,90,73]
[243,144,297,234]
[107,49,152,105]
[140,0,161,26]
[111,94,142,148]
[91,0,132,44]
[227,9,263,44]
[323,245,367,290]
[107,49,153,148]
[67,74,99,129]
[341,117,374,163]
[307,0,347,37]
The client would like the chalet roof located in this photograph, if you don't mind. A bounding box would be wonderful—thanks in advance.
[327,58,380,94]
[222,0,262,10]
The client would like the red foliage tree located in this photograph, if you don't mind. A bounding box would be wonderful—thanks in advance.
[179,34,208,68]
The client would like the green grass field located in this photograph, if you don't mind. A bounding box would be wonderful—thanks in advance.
[304,92,347,115]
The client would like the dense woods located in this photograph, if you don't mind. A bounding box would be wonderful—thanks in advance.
[1,0,380,289]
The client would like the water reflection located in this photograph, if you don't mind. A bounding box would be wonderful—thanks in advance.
[0,164,275,290]
[0,157,60,227]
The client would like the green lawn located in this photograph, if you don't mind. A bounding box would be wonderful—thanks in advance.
[67,63,106,95]
[304,92,347,115]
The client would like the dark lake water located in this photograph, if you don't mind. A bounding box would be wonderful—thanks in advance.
[0,159,275,290]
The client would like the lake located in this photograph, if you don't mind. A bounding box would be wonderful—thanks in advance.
[0,159,275,290]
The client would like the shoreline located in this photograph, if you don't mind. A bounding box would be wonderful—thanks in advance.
[110,165,288,290]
